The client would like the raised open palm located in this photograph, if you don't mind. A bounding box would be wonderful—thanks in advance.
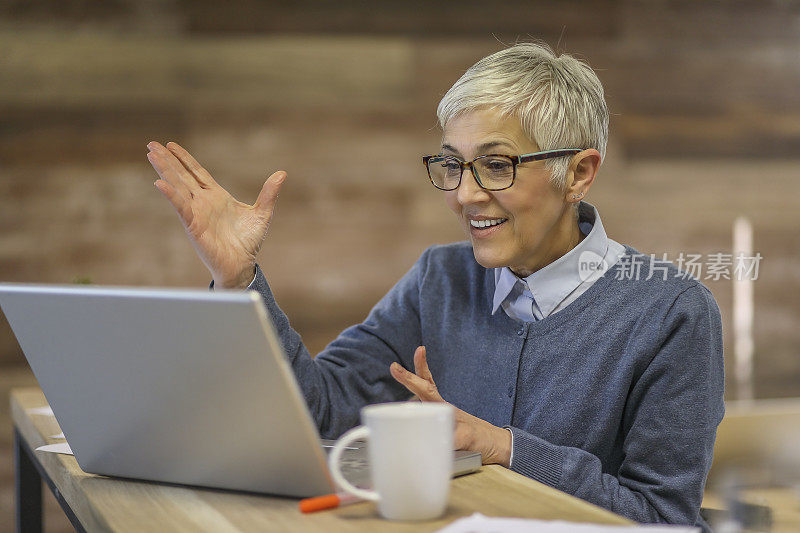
[146,141,286,289]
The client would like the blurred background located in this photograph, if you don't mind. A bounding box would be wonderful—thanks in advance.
[1,0,799,530]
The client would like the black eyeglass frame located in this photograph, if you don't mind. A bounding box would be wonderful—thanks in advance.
[422,149,582,191]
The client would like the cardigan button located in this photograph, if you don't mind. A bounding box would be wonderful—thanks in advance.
[507,385,514,397]
[516,329,524,336]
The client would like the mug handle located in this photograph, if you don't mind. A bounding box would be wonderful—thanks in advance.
[328,426,379,502]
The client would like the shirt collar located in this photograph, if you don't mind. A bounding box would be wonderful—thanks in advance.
[491,201,609,316]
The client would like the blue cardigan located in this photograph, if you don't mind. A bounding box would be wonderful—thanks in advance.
[250,242,724,528]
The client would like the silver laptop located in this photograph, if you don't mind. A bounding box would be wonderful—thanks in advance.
[0,283,481,497]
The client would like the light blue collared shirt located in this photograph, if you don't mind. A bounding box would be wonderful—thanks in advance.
[491,202,625,323]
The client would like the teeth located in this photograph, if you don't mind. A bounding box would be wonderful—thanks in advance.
[470,218,506,228]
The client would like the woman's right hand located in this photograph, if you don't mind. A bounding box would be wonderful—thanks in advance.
[146,141,287,290]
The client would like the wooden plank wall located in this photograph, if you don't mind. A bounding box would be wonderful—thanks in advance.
[1,0,799,397]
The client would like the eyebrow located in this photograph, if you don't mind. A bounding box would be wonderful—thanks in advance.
[441,141,517,156]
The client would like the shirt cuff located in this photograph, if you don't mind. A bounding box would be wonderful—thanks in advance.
[208,270,258,291]
[503,426,515,468]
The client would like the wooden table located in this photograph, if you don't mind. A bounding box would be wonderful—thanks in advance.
[12,387,632,532]
[702,489,800,533]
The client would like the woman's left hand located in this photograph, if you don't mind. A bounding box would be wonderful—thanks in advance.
[389,346,512,467]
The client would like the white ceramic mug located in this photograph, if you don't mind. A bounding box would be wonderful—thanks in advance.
[328,402,454,521]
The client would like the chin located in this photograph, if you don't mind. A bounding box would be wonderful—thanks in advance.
[471,247,508,270]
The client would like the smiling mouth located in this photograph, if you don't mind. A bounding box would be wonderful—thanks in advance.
[469,218,508,229]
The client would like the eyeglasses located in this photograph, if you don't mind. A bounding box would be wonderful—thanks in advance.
[422,149,581,191]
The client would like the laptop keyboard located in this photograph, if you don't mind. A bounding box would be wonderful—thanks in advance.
[338,454,370,478]
[321,439,371,487]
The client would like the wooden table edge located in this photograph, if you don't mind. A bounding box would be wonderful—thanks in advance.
[11,387,107,531]
[11,386,633,531]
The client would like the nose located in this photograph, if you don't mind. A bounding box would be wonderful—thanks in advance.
[456,165,491,205]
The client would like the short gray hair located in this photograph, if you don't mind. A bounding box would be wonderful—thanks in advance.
[437,42,608,190]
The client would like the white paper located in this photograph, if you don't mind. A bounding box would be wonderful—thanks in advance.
[35,442,73,455]
[27,406,54,416]
[436,513,699,533]
[50,433,65,439]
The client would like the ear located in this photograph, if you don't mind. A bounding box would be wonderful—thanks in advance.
[564,149,602,203]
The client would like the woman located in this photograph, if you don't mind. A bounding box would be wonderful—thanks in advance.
[146,43,723,530]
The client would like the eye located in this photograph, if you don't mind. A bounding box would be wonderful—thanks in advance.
[429,156,456,168]
[484,157,512,171]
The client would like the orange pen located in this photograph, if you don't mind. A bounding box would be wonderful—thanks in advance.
[299,492,364,513]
